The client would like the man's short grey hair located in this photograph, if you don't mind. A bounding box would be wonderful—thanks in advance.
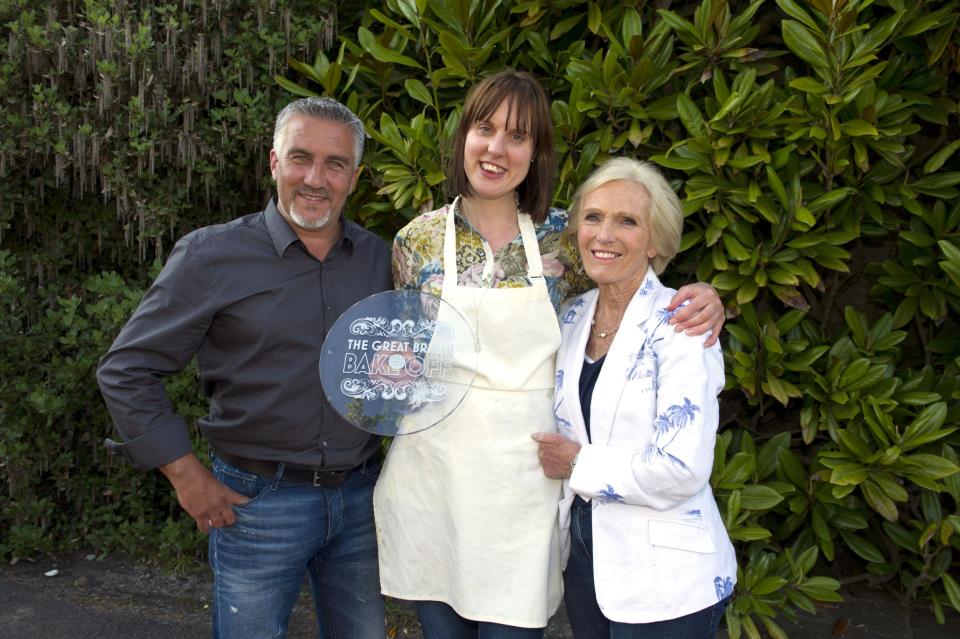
[273,97,366,168]
[568,157,683,275]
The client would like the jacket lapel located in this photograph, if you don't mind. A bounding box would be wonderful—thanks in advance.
[556,291,596,446]
[587,268,664,445]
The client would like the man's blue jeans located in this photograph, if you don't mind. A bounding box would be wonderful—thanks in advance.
[563,497,729,639]
[208,456,385,639]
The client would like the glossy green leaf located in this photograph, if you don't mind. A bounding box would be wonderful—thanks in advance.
[895,454,959,479]
[789,76,826,94]
[797,576,842,601]
[775,0,820,31]
[676,94,707,137]
[728,526,773,541]
[839,120,878,137]
[368,8,417,40]
[831,463,869,485]
[739,485,785,510]
[404,79,433,107]
[782,20,827,69]
[364,41,423,69]
[838,530,885,563]
[942,573,960,613]
[752,575,789,595]
[274,75,318,98]
[862,480,899,521]
[924,139,960,174]
[903,402,947,446]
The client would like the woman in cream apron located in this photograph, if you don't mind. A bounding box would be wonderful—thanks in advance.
[375,199,564,631]
[375,70,566,637]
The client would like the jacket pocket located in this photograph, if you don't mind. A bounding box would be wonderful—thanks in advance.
[648,518,716,554]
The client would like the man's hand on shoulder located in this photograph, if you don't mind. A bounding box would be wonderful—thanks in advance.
[159,453,249,534]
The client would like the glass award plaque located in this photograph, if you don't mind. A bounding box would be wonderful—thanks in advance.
[319,290,478,436]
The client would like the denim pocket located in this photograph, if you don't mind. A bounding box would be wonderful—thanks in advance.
[361,458,383,481]
[213,458,274,510]
[572,506,593,561]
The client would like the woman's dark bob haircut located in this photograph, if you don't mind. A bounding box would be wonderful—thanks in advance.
[446,70,556,223]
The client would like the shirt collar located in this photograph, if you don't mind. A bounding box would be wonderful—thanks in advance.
[265,199,300,256]
[264,198,355,257]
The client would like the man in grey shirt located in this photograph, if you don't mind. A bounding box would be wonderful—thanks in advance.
[97,97,392,638]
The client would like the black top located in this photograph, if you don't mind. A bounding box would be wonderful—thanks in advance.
[578,354,606,443]
[97,200,393,470]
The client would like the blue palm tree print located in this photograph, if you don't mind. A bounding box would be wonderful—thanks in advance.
[641,398,700,469]
[554,399,573,436]
[637,277,657,296]
[561,296,587,324]
[596,484,624,504]
[714,576,734,600]
[654,398,699,441]
[654,305,681,328]
[642,444,690,470]
[553,371,573,435]
[626,339,661,386]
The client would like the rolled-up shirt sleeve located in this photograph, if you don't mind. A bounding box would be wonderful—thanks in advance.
[97,236,214,470]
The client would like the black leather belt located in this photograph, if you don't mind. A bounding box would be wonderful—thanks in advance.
[215,450,368,488]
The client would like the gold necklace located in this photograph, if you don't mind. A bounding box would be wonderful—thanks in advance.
[591,319,618,339]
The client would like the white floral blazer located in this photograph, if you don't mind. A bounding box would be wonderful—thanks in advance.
[554,267,737,624]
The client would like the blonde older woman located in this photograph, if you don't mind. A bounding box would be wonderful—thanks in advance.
[533,157,736,638]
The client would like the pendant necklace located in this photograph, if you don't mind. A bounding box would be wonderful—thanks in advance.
[591,319,618,339]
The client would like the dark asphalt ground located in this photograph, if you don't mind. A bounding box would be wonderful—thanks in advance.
[1,552,956,638]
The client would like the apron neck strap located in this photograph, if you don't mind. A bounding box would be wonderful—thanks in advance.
[517,212,544,280]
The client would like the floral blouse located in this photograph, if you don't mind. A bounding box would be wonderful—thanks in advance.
[392,202,592,312]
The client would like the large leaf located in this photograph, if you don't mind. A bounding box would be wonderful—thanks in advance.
[365,40,424,69]
[739,485,786,510]
[781,20,827,69]
[924,139,960,174]
[775,0,820,31]
[404,79,433,107]
[903,402,948,448]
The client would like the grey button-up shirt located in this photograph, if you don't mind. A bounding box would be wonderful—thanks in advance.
[97,200,393,470]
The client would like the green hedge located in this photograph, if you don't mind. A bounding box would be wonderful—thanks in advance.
[2,0,959,635]
[278,0,960,634]
[0,0,336,568]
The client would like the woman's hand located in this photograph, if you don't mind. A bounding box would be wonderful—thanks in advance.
[666,282,725,347]
[531,432,581,479]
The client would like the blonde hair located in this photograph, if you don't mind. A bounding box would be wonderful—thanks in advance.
[568,157,683,274]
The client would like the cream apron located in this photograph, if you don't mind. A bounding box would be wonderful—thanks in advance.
[374,201,563,627]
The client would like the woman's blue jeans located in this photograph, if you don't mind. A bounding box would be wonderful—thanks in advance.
[208,456,385,639]
[415,600,545,639]
[563,497,729,639]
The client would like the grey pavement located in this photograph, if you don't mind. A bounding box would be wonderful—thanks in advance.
[0,552,955,638]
